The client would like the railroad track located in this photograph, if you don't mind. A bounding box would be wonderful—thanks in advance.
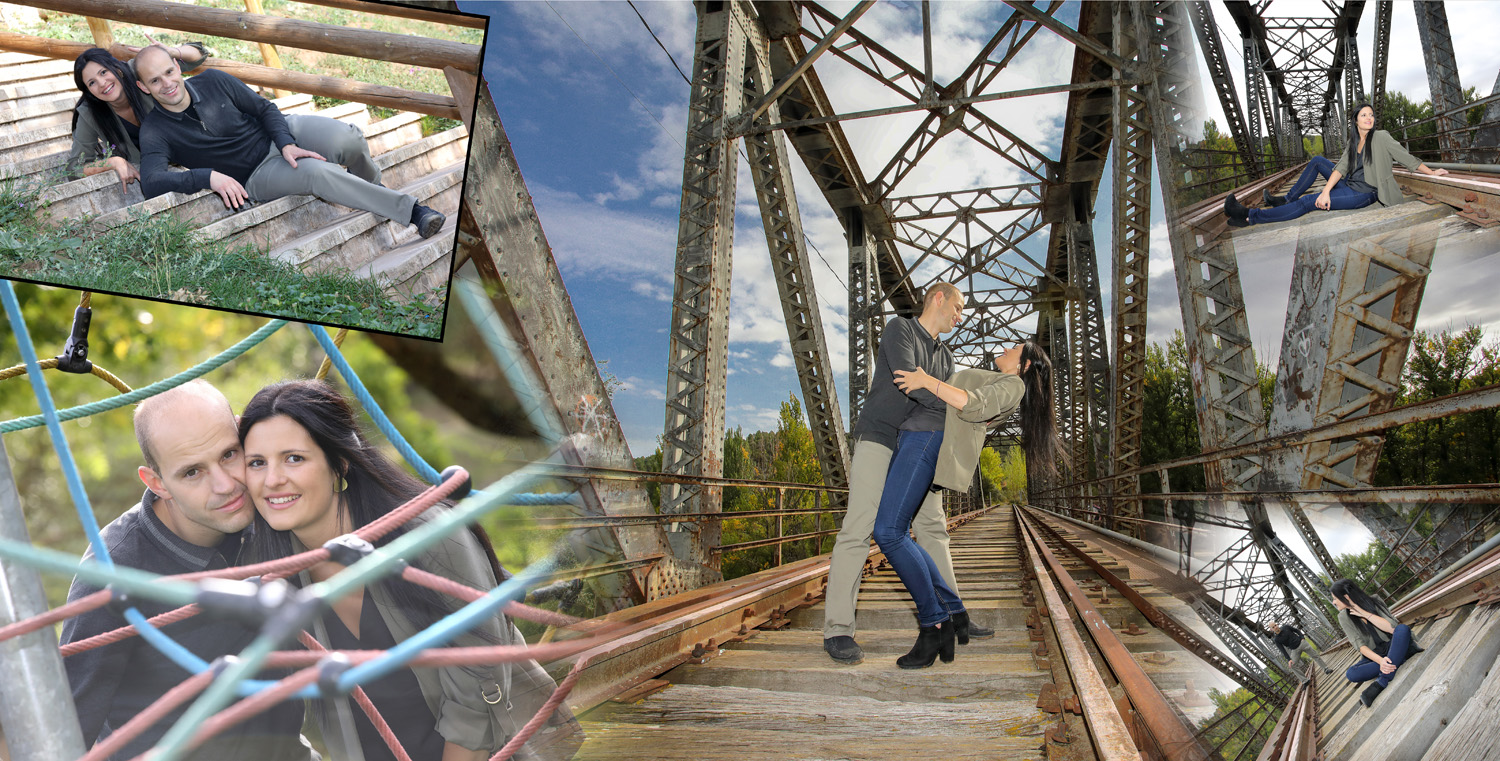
[554,506,1236,760]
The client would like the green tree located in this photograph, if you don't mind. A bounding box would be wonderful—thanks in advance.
[1196,687,1279,761]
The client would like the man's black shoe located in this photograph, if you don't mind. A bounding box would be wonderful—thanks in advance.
[1224,193,1251,227]
[823,635,864,665]
[951,610,994,644]
[411,204,446,239]
[1262,188,1287,207]
[1360,681,1385,708]
[1323,668,1334,675]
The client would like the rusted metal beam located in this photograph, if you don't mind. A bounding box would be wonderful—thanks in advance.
[1395,169,1500,227]
[1254,674,1321,761]
[1016,508,1212,760]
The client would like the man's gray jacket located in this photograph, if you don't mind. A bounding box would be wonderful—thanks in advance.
[933,369,1024,491]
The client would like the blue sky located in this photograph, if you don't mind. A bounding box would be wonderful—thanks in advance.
[460,0,1162,457]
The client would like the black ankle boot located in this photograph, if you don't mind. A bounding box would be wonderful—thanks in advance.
[897,620,956,669]
[1224,194,1251,227]
[1262,188,1287,207]
[950,610,994,645]
[1360,681,1385,708]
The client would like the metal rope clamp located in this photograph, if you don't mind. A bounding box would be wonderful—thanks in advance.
[317,653,354,700]
[55,305,93,374]
[323,535,377,567]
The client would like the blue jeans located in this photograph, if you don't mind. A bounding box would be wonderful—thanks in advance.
[1249,155,1377,224]
[872,429,964,628]
[1345,624,1412,688]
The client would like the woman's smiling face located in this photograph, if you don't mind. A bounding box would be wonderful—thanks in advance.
[82,61,125,105]
[1357,106,1375,132]
[244,414,341,540]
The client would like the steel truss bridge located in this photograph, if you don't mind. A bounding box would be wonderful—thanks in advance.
[459,0,1500,756]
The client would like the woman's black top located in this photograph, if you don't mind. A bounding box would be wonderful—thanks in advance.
[121,117,140,150]
[321,588,446,761]
[1346,148,1377,194]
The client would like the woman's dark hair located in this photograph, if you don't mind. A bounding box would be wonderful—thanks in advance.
[238,380,508,638]
[1017,341,1064,478]
[1346,102,1376,170]
[1330,577,1387,645]
[71,49,150,158]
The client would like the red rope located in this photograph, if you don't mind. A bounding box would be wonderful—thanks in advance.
[126,666,325,761]
[24,469,470,655]
[489,655,591,761]
[399,567,584,628]
[298,632,412,761]
[78,668,216,761]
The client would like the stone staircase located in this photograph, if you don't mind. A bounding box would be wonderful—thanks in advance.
[0,51,461,300]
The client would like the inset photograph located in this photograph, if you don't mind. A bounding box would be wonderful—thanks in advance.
[0,0,485,339]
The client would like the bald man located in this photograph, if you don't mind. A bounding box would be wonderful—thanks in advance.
[131,44,445,238]
[59,380,317,761]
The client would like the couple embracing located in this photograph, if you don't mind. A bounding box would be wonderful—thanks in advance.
[823,283,1060,669]
[62,378,581,761]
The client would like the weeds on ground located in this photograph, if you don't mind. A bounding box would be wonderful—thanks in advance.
[0,177,443,338]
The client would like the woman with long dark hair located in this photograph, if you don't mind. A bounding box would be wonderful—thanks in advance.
[66,43,208,189]
[1329,578,1421,708]
[239,380,582,761]
[1223,102,1451,227]
[881,341,1060,668]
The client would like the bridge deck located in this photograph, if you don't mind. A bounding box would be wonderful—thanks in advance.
[572,509,1235,760]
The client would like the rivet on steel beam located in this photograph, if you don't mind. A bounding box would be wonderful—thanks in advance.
[1121,620,1145,635]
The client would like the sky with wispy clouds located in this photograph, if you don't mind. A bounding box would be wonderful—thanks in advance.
[460,0,1499,474]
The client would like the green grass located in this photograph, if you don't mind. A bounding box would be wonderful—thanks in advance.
[0,174,444,338]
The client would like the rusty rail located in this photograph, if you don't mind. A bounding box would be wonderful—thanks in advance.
[1021,507,1289,705]
[1015,508,1144,760]
[1015,508,1211,761]
[1253,672,1320,761]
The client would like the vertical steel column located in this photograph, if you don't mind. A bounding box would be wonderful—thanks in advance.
[1344,27,1365,108]
[1189,1,1259,176]
[1243,34,1267,166]
[1108,2,1152,528]
[0,435,87,761]
[742,21,851,496]
[1072,218,1112,482]
[846,209,878,429]
[1414,0,1466,162]
[1371,0,1392,119]
[659,0,749,571]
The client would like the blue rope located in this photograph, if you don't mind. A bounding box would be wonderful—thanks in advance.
[307,324,441,484]
[507,493,579,506]
[2,282,112,569]
[0,283,301,695]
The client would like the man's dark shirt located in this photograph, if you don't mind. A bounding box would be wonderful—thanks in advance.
[852,316,954,449]
[138,68,295,198]
[59,490,315,761]
[1272,625,1305,661]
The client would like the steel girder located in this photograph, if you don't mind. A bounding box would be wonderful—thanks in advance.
[1223,1,1306,147]
[1108,3,1153,526]
[1266,208,1447,581]
[1414,1,1467,163]
[460,85,690,608]
[658,2,750,573]
[744,20,852,496]
[1243,33,1270,166]
[846,211,878,428]
[1189,1,1260,176]
[1370,0,1391,118]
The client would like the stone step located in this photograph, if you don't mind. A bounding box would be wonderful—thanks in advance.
[77,102,381,228]
[0,121,70,166]
[265,162,462,272]
[0,67,74,104]
[198,127,465,257]
[369,221,454,298]
[0,92,76,135]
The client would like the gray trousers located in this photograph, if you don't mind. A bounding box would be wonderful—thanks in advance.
[1288,640,1330,677]
[823,439,956,638]
[245,114,415,224]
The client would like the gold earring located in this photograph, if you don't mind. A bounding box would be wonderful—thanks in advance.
[335,476,348,493]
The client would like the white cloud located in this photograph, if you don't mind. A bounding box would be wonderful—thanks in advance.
[529,186,676,276]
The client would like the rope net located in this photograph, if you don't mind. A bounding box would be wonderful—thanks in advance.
[0,282,596,761]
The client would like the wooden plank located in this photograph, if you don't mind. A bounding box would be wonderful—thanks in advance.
[289,0,488,30]
[1421,644,1500,761]
[13,0,481,72]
